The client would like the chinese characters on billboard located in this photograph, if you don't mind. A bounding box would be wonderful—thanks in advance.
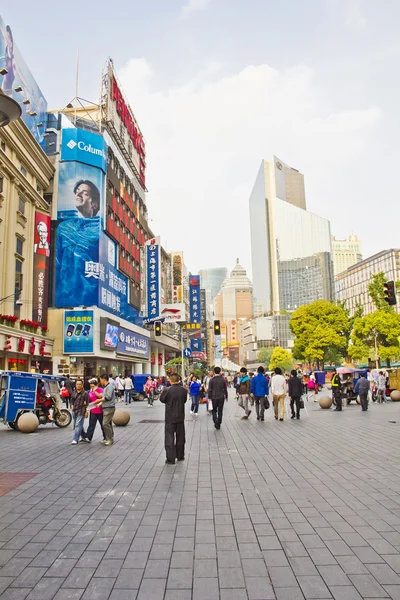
[117,326,149,358]
[63,311,94,353]
[0,15,47,145]
[146,237,161,319]
[32,212,50,325]
[171,252,183,303]
[55,161,104,308]
[105,63,146,187]
[189,275,201,324]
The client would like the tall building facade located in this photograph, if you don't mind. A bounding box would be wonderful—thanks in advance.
[335,249,400,316]
[332,234,362,276]
[199,268,227,308]
[214,261,252,363]
[249,156,334,314]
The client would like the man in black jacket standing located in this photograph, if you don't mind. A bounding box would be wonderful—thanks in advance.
[288,370,303,419]
[160,373,188,464]
[208,366,228,430]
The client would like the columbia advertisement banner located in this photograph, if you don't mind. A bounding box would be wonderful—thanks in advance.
[0,15,47,145]
[63,310,94,354]
[146,237,161,319]
[61,128,107,173]
[55,161,104,308]
[189,275,201,324]
[32,212,50,325]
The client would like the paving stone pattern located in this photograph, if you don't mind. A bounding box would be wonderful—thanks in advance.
[1,391,400,599]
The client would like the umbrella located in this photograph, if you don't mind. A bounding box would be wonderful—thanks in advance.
[336,367,356,375]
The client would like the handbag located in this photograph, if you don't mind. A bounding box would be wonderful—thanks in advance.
[264,398,270,409]
[299,398,305,409]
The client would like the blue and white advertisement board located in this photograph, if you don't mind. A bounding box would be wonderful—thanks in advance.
[117,326,149,359]
[146,237,161,319]
[63,310,94,353]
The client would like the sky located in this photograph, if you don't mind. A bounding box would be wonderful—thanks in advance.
[2,0,400,277]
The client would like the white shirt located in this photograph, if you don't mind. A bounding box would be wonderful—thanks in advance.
[271,374,287,395]
[124,377,133,390]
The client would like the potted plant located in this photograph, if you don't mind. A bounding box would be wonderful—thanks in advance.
[41,325,48,336]
[3,314,18,327]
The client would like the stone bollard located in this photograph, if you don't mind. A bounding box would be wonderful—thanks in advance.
[390,390,400,402]
[17,412,39,433]
[319,396,333,409]
[112,410,131,426]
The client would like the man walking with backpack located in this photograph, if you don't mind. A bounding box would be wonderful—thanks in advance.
[238,367,251,419]
[250,366,269,421]
[208,367,228,429]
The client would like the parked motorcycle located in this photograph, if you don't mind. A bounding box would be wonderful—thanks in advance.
[10,394,71,430]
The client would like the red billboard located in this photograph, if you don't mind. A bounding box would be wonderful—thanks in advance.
[32,212,50,325]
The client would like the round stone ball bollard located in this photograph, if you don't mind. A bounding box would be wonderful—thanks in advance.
[326,383,332,391]
[17,412,39,433]
[319,395,333,409]
[390,390,400,402]
[112,410,131,426]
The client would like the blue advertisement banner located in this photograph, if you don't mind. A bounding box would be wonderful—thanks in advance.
[117,326,149,358]
[146,237,161,319]
[98,233,141,322]
[61,128,107,173]
[189,275,201,323]
[190,338,203,352]
[55,162,104,308]
[63,310,94,353]
[0,15,47,145]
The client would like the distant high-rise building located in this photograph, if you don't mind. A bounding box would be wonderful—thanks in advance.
[331,234,362,276]
[199,267,228,311]
[249,156,334,314]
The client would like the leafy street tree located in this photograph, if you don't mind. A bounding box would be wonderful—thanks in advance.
[256,347,273,367]
[290,300,349,367]
[368,272,394,312]
[269,347,294,371]
[349,309,400,367]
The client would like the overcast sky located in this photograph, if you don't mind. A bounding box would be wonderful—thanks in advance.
[3,1,399,276]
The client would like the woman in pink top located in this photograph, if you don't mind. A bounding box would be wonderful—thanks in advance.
[81,378,105,442]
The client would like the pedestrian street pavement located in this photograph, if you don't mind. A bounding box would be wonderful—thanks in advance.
[1,389,400,600]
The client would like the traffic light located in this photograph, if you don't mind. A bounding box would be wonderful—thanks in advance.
[154,321,162,336]
[384,281,397,306]
[214,319,221,335]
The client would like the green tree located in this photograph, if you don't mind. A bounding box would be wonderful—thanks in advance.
[349,309,400,367]
[256,347,273,366]
[368,272,394,312]
[290,300,349,367]
[269,347,294,371]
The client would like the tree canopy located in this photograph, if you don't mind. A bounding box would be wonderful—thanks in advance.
[256,347,273,366]
[290,300,349,366]
[269,347,294,371]
[349,309,400,365]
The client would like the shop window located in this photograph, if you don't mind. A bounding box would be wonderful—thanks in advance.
[18,197,25,214]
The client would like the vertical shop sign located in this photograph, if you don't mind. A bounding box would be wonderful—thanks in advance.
[189,275,200,324]
[146,237,161,319]
[32,212,51,325]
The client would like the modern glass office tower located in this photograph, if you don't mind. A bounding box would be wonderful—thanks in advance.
[249,156,334,313]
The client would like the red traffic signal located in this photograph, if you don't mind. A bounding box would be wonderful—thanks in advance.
[384,281,397,306]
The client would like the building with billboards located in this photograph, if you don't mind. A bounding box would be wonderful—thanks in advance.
[249,156,334,314]
[0,14,55,373]
[45,60,179,378]
[335,249,400,316]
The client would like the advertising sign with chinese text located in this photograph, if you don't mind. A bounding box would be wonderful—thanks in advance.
[105,62,146,187]
[171,252,183,303]
[190,338,203,352]
[55,161,104,308]
[32,212,50,325]
[189,275,201,324]
[117,326,149,358]
[146,237,161,320]
[63,310,94,353]
[98,233,141,322]
[0,15,47,145]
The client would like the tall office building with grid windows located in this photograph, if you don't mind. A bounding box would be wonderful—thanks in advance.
[249,156,334,314]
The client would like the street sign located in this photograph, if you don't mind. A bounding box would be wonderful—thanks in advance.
[183,348,192,357]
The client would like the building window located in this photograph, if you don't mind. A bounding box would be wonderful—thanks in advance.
[0,141,5,152]
[20,165,27,177]
[15,258,23,297]
[0,176,3,194]
[18,197,25,214]
[16,238,23,256]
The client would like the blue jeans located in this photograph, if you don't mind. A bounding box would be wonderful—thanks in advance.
[124,389,132,404]
[191,395,200,413]
[72,412,85,442]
